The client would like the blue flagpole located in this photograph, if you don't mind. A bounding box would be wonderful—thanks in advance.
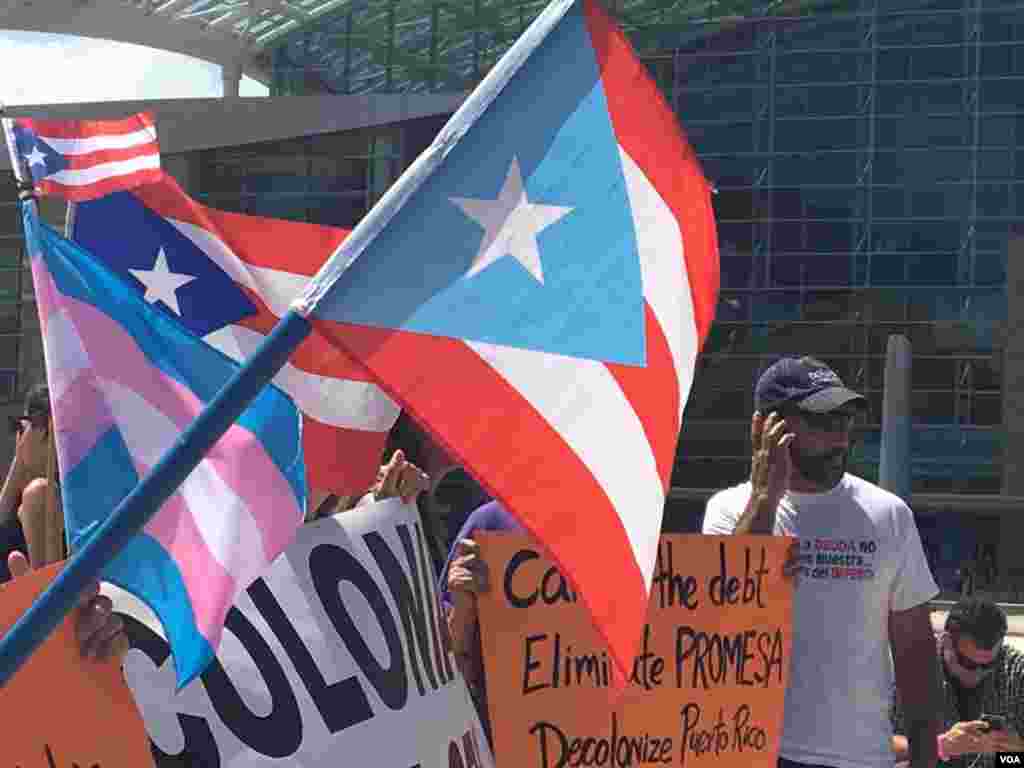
[0,208,312,688]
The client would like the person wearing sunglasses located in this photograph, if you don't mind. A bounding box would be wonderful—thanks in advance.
[0,384,64,577]
[703,356,943,768]
[892,597,1024,767]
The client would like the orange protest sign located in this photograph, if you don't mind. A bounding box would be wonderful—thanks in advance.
[477,534,794,768]
[0,561,155,768]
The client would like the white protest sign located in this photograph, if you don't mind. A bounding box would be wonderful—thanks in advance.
[111,499,493,768]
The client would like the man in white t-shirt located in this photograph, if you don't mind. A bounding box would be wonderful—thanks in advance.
[703,356,943,768]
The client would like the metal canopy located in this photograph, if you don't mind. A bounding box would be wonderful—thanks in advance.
[1,0,839,90]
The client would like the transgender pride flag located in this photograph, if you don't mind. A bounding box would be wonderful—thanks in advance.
[21,202,306,687]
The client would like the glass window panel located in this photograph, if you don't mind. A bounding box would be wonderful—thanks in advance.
[980,78,1024,113]
[912,356,957,389]
[879,114,970,148]
[720,247,755,290]
[980,115,1015,146]
[972,394,1002,426]
[872,187,907,218]
[970,357,1002,390]
[775,151,859,185]
[910,184,969,217]
[776,118,861,151]
[689,122,755,154]
[698,154,762,187]
[906,252,958,285]
[974,222,1009,252]
[878,149,972,184]
[913,391,956,423]
[861,289,908,321]
[877,82,964,114]
[981,43,1013,77]
[981,11,1024,43]
[777,51,870,84]
[751,292,803,321]
[776,16,866,50]
[699,389,755,420]
[679,86,757,122]
[717,292,751,320]
[974,251,1007,285]
[677,53,759,87]
[802,290,858,321]
[671,458,749,490]
[771,252,855,286]
[0,238,22,270]
[695,356,762,392]
[976,184,1013,216]
[775,86,810,118]
[977,150,1016,181]
[805,84,862,116]
[799,186,865,219]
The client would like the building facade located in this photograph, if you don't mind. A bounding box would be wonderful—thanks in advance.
[2,0,1022,597]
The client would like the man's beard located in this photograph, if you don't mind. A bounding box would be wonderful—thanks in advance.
[792,446,849,490]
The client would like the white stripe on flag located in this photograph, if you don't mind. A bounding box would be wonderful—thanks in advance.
[40,309,91,403]
[618,148,700,423]
[38,126,158,155]
[48,154,161,187]
[204,326,400,431]
[102,377,272,592]
[169,219,308,317]
[465,340,665,588]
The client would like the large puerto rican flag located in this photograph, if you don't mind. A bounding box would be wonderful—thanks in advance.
[295,0,720,681]
[11,112,163,202]
[72,178,401,497]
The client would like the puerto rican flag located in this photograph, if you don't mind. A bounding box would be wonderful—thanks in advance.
[297,0,719,682]
[11,112,163,202]
[72,177,400,497]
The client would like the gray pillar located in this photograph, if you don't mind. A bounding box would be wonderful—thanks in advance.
[999,235,1024,581]
[222,59,243,98]
[879,335,913,502]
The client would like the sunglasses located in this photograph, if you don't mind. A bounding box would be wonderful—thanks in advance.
[8,414,46,436]
[783,410,858,433]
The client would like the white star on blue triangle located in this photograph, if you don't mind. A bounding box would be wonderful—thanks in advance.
[309,4,646,366]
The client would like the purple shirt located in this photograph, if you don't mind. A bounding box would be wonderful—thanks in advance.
[439,501,523,609]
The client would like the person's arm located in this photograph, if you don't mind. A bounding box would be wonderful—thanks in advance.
[0,445,31,526]
[890,603,941,768]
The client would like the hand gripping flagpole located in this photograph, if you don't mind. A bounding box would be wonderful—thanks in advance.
[0,105,313,688]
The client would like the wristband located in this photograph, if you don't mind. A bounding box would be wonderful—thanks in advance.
[936,733,948,762]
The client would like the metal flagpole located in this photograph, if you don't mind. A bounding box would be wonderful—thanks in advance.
[0,104,314,688]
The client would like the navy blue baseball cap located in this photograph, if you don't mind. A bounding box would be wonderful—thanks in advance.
[755,357,867,414]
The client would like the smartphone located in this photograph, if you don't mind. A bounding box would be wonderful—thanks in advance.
[981,714,1006,731]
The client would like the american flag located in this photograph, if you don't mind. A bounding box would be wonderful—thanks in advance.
[12,112,162,202]
[72,176,401,498]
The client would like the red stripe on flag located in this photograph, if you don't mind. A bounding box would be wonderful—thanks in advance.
[606,305,681,490]
[583,0,720,350]
[23,112,156,139]
[38,168,165,202]
[302,414,386,494]
[312,318,649,683]
[133,177,349,277]
[63,142,160,170]
[233,285,377,381]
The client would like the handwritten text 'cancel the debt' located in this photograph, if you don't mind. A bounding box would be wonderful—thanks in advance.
[505,539,787,768]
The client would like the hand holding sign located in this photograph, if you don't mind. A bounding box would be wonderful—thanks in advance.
[0,558,154,768]
[7,552,129,662]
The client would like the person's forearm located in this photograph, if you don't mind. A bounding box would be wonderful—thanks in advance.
[733,493,778,534]
[892,735,909,762]
[0,458,28,525]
